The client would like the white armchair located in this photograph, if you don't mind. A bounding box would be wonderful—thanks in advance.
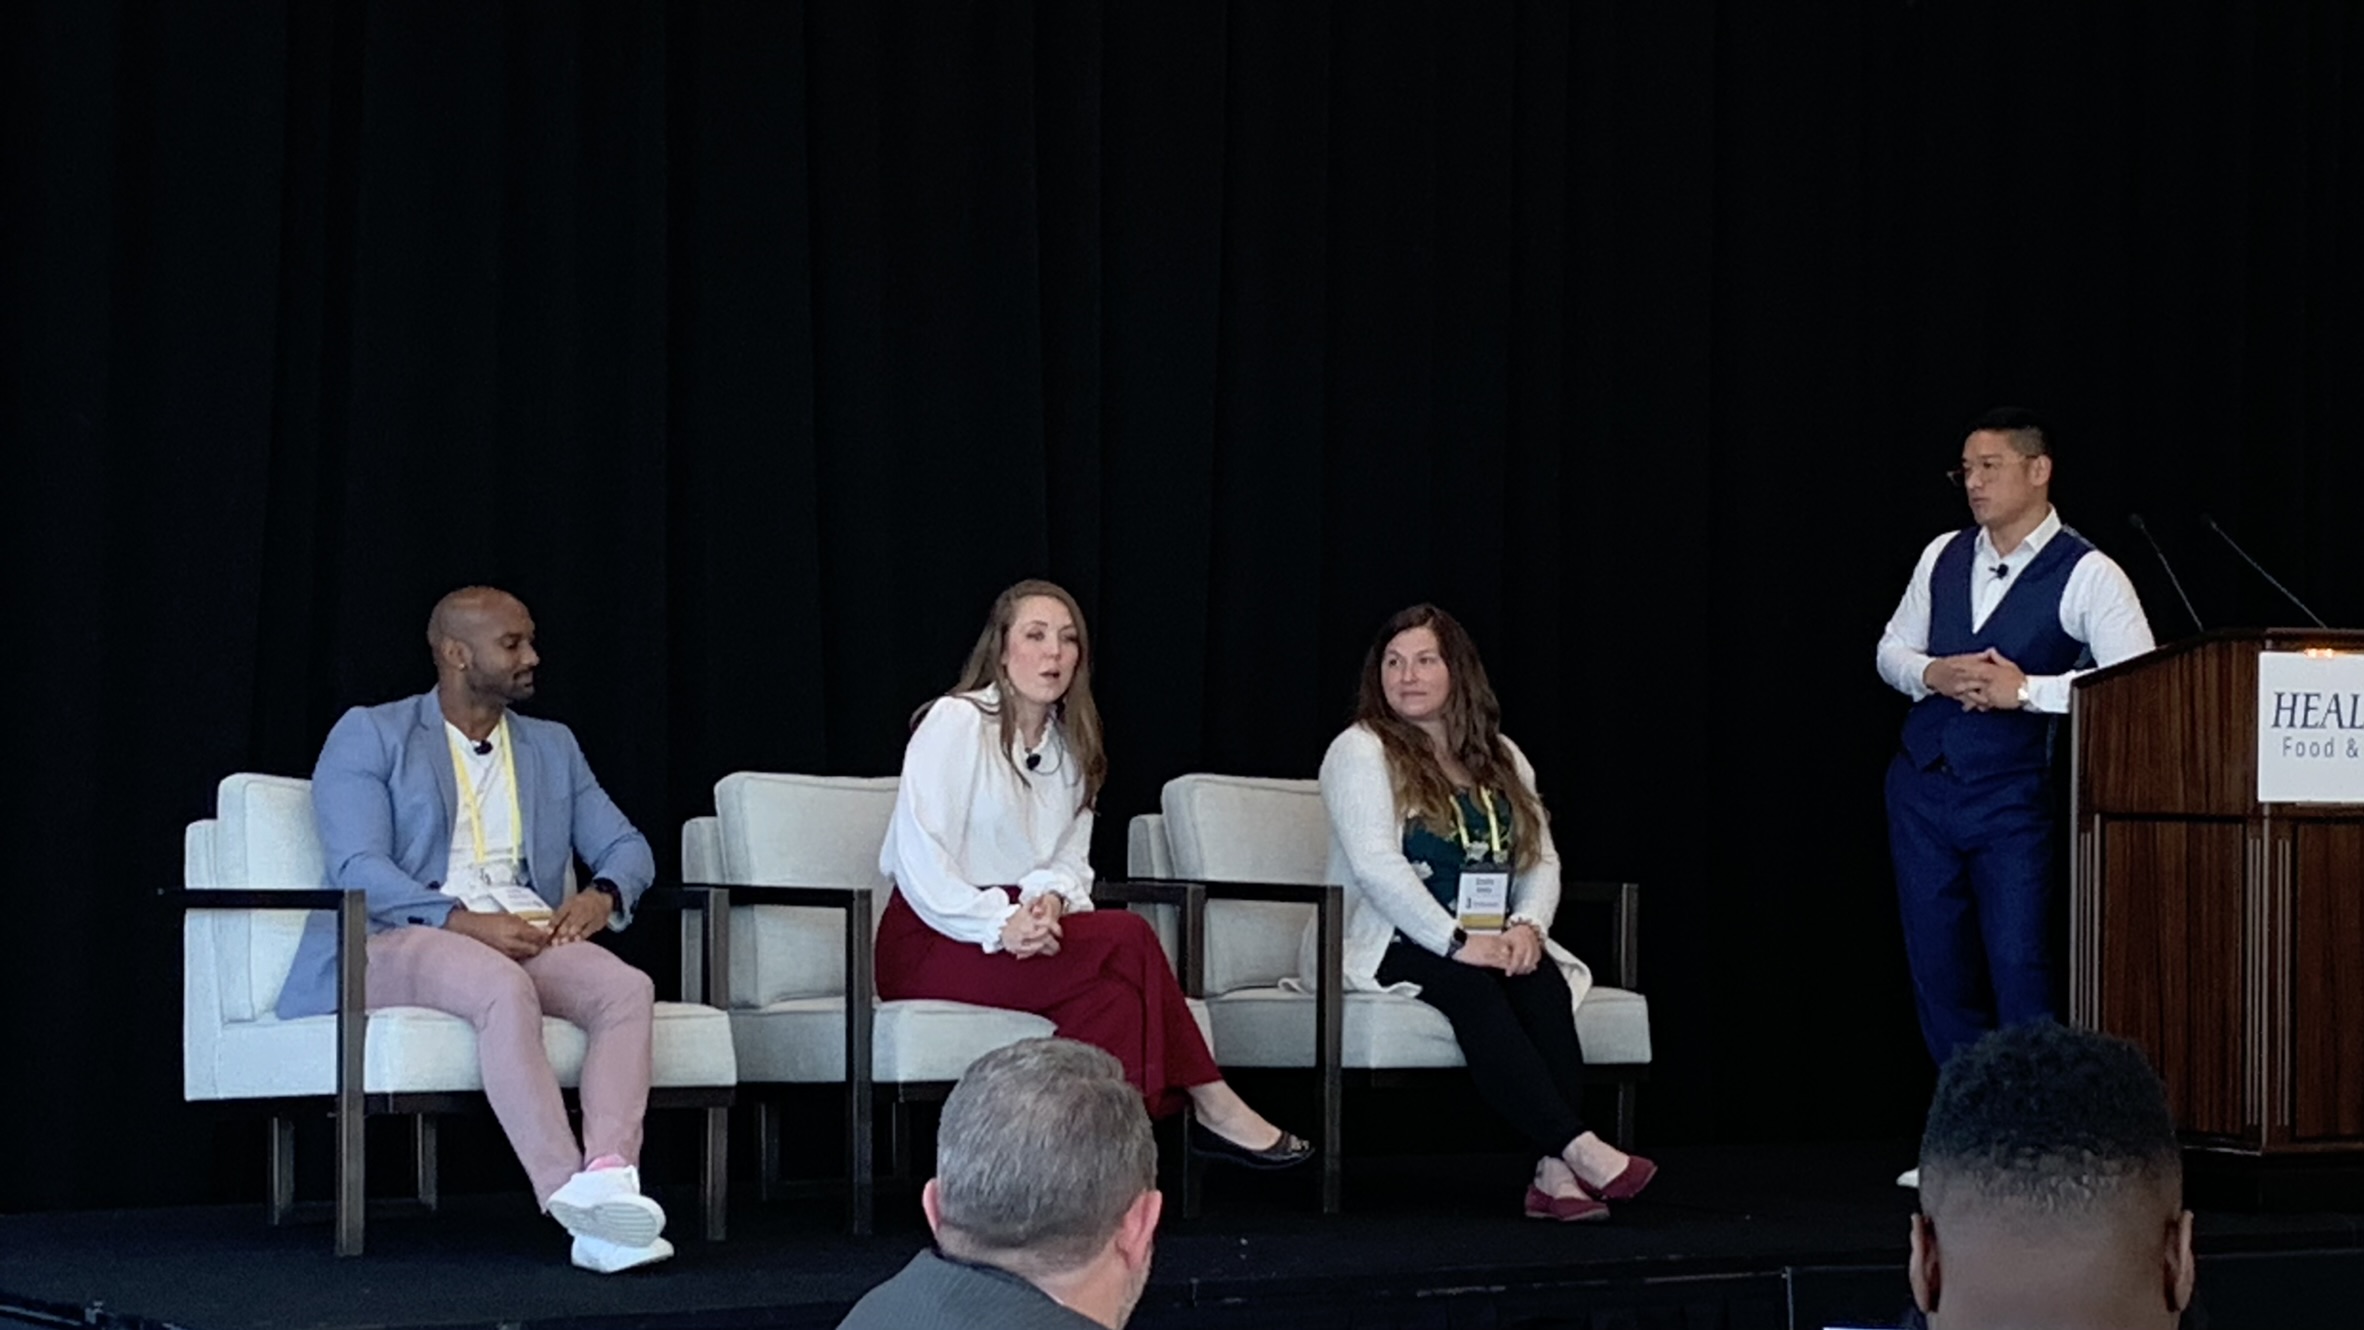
[182,773,739,1255]
[687,770,1219,1231]
[1131,773,1654,1202]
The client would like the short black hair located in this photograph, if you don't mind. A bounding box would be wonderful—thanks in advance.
[1920,1021,2180,1218]
[1965,405,2051,459]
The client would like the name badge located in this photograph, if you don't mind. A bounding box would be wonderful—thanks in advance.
[443,861,553,927]
[1456,869,1510,933]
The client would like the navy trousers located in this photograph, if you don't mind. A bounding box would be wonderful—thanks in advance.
[1884,750,2059,1066]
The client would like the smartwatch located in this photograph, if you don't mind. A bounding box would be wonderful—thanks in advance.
[1444,926,1469,958]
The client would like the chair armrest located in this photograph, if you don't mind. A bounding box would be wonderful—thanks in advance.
[1090,880,1203,908]
[1560,879,1639,990]
[170,888,352,911]
[685,882,872,911]
[636,883,729,912]
[1090,880,1208,996]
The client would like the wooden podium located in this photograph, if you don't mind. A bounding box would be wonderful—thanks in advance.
[2071,628,2364,1156]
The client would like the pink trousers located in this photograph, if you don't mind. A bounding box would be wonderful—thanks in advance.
[366,926,654,1205]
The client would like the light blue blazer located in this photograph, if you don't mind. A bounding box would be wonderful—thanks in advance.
[275,691,655,1018]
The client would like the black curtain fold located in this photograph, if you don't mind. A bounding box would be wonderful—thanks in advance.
[4,0,2361,1211]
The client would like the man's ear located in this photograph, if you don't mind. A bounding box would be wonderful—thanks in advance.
[1909,1212,1941,1315]
[2165,1209,2196,1313]
[1114,1189,1163,1270]
[920,1178,944,1239]
[2028,453,2054,489]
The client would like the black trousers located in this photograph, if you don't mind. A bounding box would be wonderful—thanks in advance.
[1375,937,1589,1155]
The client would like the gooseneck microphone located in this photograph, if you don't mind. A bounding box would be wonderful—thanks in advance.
[2202,514,2328,628]
[2128,513,2206,634]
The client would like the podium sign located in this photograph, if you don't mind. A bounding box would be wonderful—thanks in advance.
[2256,650,2364,803]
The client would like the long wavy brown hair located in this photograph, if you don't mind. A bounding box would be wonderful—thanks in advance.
[917,578,1107,811]
[1351,604,1548,871]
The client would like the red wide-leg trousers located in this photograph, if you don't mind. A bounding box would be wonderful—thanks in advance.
[875,888,1220,1118]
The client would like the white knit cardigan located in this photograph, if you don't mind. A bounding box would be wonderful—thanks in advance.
[1301,723,1593,1005]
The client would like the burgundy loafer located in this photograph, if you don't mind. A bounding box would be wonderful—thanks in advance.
[1523,1184,1610,1222]
[1576,1154,1658,1203]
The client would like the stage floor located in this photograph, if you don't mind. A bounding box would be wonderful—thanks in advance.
[5,1142,2363,1330]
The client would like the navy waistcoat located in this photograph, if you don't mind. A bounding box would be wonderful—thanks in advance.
[1898,525,2094,780]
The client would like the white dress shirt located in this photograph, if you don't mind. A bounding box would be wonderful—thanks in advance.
[1875,507,2156,715]
[879,686,1097,951]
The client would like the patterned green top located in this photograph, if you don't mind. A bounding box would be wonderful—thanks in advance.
[1401,788,1516,913]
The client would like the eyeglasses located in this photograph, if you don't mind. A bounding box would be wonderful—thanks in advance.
[1942,456,2026,488]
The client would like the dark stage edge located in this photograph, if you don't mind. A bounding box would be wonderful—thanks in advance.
[5,1143,2363,1330]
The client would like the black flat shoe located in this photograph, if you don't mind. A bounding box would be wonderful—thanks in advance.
[1190,1122,1315,1171]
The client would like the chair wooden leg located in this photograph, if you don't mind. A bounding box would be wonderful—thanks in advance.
[334,1102,365,1257]
[1177,1103,1203,1221]
[849,1082,874,1238]
[888,1096,914,1188]
[267,1116,296,1226]
[1615,1081,1638,1150]
[758,1100,784,1203]
[412,1115,439,1212]
[701,1105,729,1242]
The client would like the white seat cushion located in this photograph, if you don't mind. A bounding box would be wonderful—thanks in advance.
[199,1000,737,1100]
[729,996,1216,1084]
[1206,986,1651,1070]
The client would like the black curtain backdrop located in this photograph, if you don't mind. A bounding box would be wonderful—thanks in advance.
[4,1,2360,1213]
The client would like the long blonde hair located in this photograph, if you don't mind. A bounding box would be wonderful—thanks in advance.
[915,578,1107,811]
[1351,604,1547,871]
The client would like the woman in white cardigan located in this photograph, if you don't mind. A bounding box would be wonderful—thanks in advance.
[1319,604,1656,1221]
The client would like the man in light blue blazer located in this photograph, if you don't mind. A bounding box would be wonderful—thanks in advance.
[279,586,671,1272]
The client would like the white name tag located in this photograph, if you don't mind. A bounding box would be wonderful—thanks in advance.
[443,861,553,926]
[1456,869,1510,932]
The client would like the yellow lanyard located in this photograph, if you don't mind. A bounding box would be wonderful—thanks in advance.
[1449,789,1505,863]
[447,718,524,867]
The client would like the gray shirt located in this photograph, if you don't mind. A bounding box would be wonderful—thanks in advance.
[837,1249,1105,1330]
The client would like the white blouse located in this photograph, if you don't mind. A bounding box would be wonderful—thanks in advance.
[878,686,1097,951]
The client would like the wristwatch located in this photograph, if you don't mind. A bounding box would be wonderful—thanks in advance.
[1444,926,1469,958]
[588,878,623,906]
[2014,681,2032,708]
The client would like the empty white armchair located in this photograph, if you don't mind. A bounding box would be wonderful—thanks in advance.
[181,773,738,1255]
[1132,773,1654,1198]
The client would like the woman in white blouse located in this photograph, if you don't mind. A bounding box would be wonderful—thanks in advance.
[1319,604,1656,1221]
[877,579,1310,1169]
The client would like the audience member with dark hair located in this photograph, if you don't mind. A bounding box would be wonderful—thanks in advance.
[837,1038,1163,1329]
[1908,1020,2195,1329]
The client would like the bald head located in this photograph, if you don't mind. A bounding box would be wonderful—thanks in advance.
[427,586,540,707]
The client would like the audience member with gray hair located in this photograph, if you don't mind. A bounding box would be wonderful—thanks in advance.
[1908,1020,2196,1329]
[838,1038,1163,1330]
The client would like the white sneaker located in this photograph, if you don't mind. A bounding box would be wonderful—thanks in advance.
[571,1233,674,1273]
[548,1164,667,1248]
[1896,1167,1920,1188]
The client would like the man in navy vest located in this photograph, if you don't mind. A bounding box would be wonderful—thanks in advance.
[1876,409,2155,1085]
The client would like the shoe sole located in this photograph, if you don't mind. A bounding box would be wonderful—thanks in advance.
[574,1241,674,1274]
[550,1195,664,1249]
